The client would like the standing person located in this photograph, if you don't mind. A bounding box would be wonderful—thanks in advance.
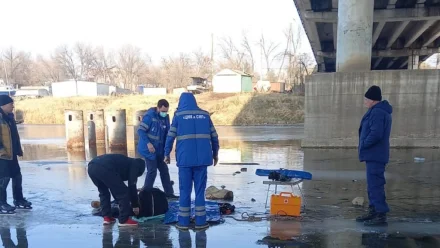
[87,154,145,226]
[138,99,177,199]
[164,92,220,230]
[0,95,32,215]
[357,85,392,226]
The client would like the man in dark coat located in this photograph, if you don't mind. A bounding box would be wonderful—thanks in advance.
[88,154,145,226]
[0,95,31,214]
[357,85,392,226]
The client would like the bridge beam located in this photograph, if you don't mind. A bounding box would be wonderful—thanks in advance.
[422,21,440,47]
[404,20,436,48]
[318,47,440,58]
[372,22,386,47]
[303,6,440,23]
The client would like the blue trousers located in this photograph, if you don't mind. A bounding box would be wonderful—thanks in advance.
[179,230,207,248]
[366,162,390,213]
[144,157,174,195]
[178,166,208,226]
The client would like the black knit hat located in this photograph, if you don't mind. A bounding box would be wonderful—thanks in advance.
[365,85,382,101]
[0,95,13,106]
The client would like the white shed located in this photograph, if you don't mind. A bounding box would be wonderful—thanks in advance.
[212,69,253,93]
[51,81,111,97]
[143,88,167,95]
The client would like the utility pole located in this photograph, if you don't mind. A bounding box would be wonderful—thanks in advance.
[1,51,9,85]
[260,36,263,81]
[211,33,214,81]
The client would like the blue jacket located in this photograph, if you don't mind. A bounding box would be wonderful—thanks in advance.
[358,100,393,164]
[137,107,170,160]
[164,93,220,167]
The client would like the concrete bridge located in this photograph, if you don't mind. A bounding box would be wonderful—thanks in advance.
[293,0,440,72]
[297,0,440,148]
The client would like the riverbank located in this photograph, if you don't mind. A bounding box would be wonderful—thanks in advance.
[15,93,304,125]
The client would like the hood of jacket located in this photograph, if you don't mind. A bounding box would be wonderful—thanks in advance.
[146,107,158,118]
[177,92,198,111]
[373,100,393,114]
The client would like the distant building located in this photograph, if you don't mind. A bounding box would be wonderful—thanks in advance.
[187,77,210,94]
[143,87,167,95]
[212,69,253,93]
[51,81,131,97]
[173,87,187,95]
[15,89,50,98]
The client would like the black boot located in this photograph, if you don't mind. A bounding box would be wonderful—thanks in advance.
[364,213,387,226]
[0,203,16,214]
[166,194,179,200]
[14,198,32,210]
[356,206,376,222]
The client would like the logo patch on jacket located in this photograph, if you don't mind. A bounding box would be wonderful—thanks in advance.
[183,115,206,120]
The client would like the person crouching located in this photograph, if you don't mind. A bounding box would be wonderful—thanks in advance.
[88,154,145,226]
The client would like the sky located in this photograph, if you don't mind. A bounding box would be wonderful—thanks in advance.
[0,0,313,66]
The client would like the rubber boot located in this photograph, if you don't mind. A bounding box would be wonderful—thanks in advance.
[364,213,387,226]
[356,206,376,222]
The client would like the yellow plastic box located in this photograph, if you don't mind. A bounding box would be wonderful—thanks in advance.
[270,192,301,217]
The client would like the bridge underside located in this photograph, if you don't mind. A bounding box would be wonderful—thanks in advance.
[294,0,440,72]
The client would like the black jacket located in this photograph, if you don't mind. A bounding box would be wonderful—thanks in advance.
[358,101,393,164]
[90,154,145,208]
[0,109,23,178]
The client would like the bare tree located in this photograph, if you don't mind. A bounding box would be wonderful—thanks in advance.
[117,45,148,90]
[259,34,281,81]
[161,53,193,89]
[35,55,65,83]
[54,43,99,82]
[241,31,255,73]
[55,45,78,81]
[74,43,97,81]
[1,47,33,86]
[218,36,247,71]
[95,47,117,84]
[276,24,316,86]
[192,49,211,78]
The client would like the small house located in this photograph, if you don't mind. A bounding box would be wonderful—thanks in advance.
[212,69,253,93]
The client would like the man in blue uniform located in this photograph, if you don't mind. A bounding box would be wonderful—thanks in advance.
[138,99,177,199]
[164,93,219,230]
[357,85,392,226]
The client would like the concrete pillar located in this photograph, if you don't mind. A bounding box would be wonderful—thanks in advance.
[64,110,85,150]
[14,109,24,124]
[87,120,98,160]
[408,55,419,70]
[87,121,96,148]
[97,146,106,156]
[336,0,374,72]
[133,110,147,158]
[105,109,127,153]
[67,150,86,162]
[87,110,105,146]
[86,146,98,161]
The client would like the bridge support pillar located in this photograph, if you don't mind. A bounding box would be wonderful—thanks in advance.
[336,0,374,72]
[408,55,420,70]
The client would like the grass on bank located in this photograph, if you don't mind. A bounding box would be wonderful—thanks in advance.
[15,93,304,126]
